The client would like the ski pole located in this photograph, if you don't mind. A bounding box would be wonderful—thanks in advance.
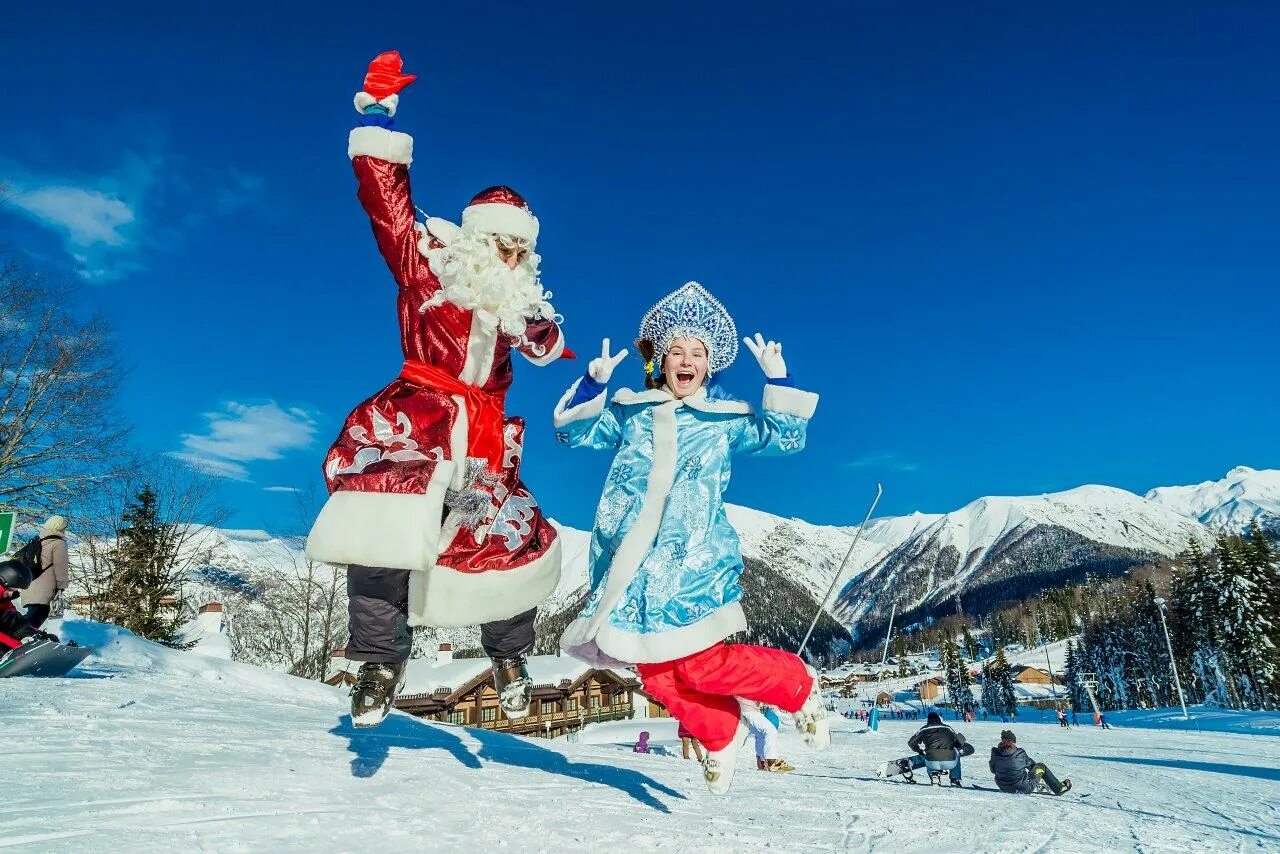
[796,482,883,660]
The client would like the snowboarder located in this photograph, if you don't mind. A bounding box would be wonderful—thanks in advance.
[989,730,1071,795]
[0,561,45,650]
[741,700,795,773]
[554,281,828,795]
[306,52,571,729]
[906,711,974,786]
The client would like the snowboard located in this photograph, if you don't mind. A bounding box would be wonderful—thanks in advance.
[0,639,94,678]
[876,755,925,782]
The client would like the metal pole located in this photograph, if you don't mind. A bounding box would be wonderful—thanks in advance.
[879,602,897,669]
[797,483,883,659]
[1042,639,1059,707]
[1154,598,1188,719]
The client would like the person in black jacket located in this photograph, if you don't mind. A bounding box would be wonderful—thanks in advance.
[906,711,975,786]
[989,730,1071,795]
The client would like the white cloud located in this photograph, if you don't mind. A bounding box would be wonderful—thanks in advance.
[12,186,136,247]
[846,452,921,473]
[263,486,301,494]
[167,452,250,482]
[170,401,318,481]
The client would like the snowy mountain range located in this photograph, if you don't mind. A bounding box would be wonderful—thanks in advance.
[104,465,1279,660]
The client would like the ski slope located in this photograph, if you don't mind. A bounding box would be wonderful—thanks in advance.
[2,618,1278,852]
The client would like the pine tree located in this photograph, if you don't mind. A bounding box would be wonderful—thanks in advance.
[961,624,977,660]
[943,639,974,717]
[1063,639,1084,713]
[993,646,1017,718]
[97,485,193,648]
[1217,531,1277,708]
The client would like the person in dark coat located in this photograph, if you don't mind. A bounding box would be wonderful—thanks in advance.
[906,711,975,785]
[989,730,1071,795]
[0,561,57,653]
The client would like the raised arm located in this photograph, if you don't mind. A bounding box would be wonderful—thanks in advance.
[553,338,627,450]
[515,316,568,366]
[730,333,819,456]
[347,51,428,289]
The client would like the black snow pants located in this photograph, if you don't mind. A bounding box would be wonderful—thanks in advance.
[999,763,1066,795]
[25,604,51,630]
[345,564,536,663]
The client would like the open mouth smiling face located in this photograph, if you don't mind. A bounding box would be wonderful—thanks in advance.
[664,337,709,399]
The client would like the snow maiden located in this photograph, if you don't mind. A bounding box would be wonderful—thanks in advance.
[553,281,830,795]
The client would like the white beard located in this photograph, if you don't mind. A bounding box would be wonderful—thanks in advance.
[421,227,556,338]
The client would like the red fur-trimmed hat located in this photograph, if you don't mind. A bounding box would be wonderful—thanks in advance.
[460,185,539,245]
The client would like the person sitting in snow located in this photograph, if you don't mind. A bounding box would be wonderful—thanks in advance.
[906,710,975,786]
[0,561,58,654]
[989,730,1071,795]
[633,731,651,754]
[553,280,829,796]
[306,52,572,728]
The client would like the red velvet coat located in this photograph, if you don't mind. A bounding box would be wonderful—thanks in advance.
[305,123,563,629]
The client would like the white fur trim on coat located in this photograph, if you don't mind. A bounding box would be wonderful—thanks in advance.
[562,601,747,667]
[353,91,401,116]
[762,384,819,419]
[410,536,562,627]
[348,126,413,165]
[553,377,607,428]
[612,386,752,415]
[305,462,455,570]
[461,202,539,243]
[519,327,565,367]
[424,216,462,246]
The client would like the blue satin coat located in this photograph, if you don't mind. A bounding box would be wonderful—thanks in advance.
[554,380,818,665]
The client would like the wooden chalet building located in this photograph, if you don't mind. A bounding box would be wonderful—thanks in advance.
[329,644,655,739]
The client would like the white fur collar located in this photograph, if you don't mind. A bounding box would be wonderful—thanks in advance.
[612,386,752,415]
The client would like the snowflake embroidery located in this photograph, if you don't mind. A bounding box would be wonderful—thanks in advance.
[779,429,802,451]
[595,494,634,539]
[608,463,634,485]
[680,456,704,480]
[555,431,570,444]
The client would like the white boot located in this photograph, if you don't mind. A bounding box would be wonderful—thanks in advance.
[702,720,750,796]
[793,665,831,750]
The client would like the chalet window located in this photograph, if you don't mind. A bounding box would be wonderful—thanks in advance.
[480,706,497,723]
[449,711,467,725]
[566,698,579,711]
[589,696,601,709]
[540,700,557,715]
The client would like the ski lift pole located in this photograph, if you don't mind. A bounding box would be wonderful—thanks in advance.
[797,483,883,660]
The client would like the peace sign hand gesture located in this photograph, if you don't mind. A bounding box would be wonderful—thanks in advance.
[588,338,629,384]
[743,333,787,379]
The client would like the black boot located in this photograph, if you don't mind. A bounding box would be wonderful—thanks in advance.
[350,661,406,728]
[492,654,532,720]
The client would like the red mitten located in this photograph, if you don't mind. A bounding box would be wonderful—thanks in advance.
[364,51,417,100]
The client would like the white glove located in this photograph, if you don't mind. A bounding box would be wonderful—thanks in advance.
[743,333,787,379]
[588,338,629,384]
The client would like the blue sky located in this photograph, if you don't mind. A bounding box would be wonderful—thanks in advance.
[2,2,1278,532]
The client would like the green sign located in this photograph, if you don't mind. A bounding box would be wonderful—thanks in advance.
[0,512,13,555]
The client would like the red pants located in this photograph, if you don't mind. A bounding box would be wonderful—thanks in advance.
[636,642,813,751]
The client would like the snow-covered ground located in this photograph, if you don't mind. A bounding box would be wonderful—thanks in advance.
[3,618,1279,852]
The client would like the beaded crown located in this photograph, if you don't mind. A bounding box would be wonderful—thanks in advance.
[637,281,739,375]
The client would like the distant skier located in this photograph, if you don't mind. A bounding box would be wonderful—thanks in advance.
[555,281,828,795]
[907,711,975,786]
[1057,708,1069,728]
[740,700,794,773]
[1098,713,1111,729]
[633,731,651,754]
[1070,709,1079,727]
[677,722,704,762]
[989,730,1071,795]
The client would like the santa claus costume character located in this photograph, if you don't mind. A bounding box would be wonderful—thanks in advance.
[552,281,830,795]
[306,52,569,727]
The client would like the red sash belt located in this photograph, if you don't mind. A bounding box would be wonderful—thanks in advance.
[400,359,506,471]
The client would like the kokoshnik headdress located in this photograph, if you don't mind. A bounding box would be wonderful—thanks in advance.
[638,281,739,376]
